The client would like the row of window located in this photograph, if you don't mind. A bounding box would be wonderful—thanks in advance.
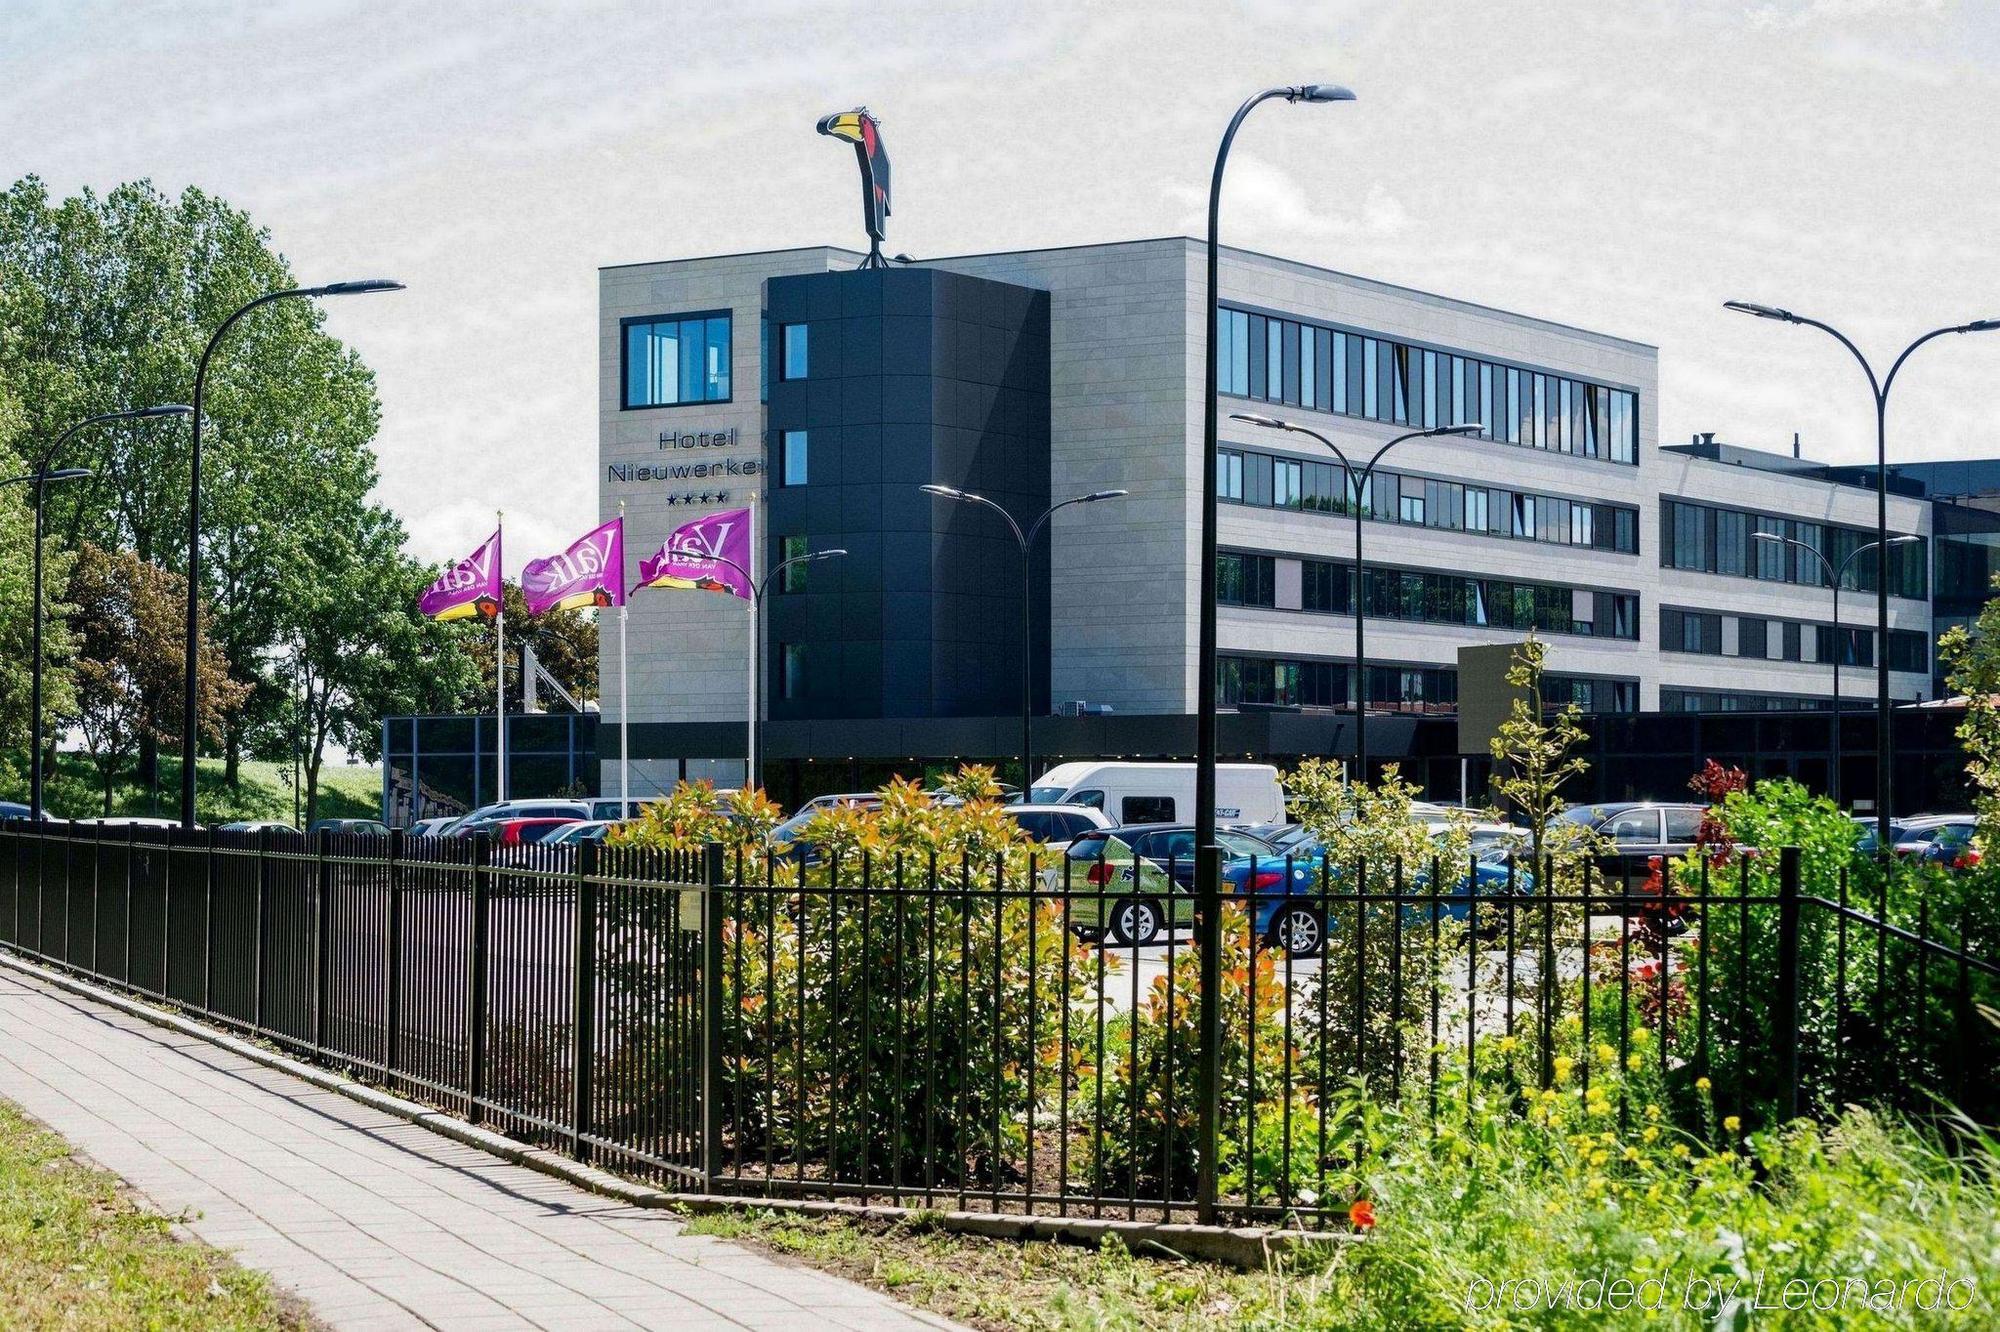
[1660,499,1927,600]
[1658,607,1929,673]
[1659,689,1832,714]
[622,312,732,408]
[1218,655,1639,715]
[1218,551,1641,640]
[1219,445,1640,554]
[1216,306,1639,464]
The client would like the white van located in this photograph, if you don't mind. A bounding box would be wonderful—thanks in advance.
[1024,762,1284,827]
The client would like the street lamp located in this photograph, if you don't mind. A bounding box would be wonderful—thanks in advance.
[5,404,192,820]
[180,280,403,827]
[1232,415,1482,776]
[694,546,846,787]
[921,484,1128,787]
[1725,301,1996,847]
[1751,532,1919,812]
[1193,80,1353,1224]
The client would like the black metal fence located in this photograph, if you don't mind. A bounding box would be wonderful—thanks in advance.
[2,821,1994,1228]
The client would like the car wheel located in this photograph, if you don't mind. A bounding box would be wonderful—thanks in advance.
[1271,904,1323,959]
[1106,898,1161,948]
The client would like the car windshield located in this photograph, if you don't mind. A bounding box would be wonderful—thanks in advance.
[1026,785,1070,804]
[1556,806,1607,827]
[770,811,817,844]
[1217,830,1278,860]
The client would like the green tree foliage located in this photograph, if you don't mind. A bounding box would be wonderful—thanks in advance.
[458,580,599,711]
[1941,591,2000,848]
[1489,633,1605,879]
[66,543,245,814]
[279,507,481,826]
[0,383,77,783]
[0,176,441,785]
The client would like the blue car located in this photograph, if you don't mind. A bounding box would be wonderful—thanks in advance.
[1222,837,1532,958]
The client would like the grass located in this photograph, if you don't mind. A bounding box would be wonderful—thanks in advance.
[0,1096,315,1330]
[0,753,381,826]
[678,1209,1348,1331]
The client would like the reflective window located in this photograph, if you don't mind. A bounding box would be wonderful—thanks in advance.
[780,643,804,700]
[780,323,808,380]
[623,311,731,408]
[780,430,808,486]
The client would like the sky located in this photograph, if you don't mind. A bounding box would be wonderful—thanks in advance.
[6,0,1998,571]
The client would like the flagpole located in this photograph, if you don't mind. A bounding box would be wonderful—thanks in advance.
[746,492,758,792]
[495,510,507,805]
[618,501,630,816]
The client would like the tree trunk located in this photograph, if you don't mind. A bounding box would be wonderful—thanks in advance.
[224,717,242,790]
[98,763,115,816]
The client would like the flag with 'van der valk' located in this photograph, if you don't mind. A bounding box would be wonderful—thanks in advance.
[418,528,502,622]
[522,518,625,615]
[634,507,751,599]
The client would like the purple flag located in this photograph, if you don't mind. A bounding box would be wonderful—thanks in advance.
[635,507,752,599]
[522,518,625,615]
[419,529,502,622]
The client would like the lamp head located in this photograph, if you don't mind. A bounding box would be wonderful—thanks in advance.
[1432,422,1484,438]
[1884,535,1921,547]
[812,548,849,560]
[312,279,405,297]
[1230,411,1292,431]
[45,468,93,483]
[1724,300,1797,323]
[1292,84,1357,103]
[919,484,965,500]
[1080,489,1129,503]
[1961,319,2000,333]
[137,403,194,419]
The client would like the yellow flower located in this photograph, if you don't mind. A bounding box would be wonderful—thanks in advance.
[1723,1115,1741,1133]
[1590,1149,1610,1166]
[1632,1028,1652,1045]
[1695,1076,1712,1092]
[1540,1088,1560,1103]
[1642,1125,1660,1143]
[1645,1103,1662,1121]
[1645,1183,1664,1204]
[1672,1143,1691,1159]
[1627,1053,1644,1072]
[1600,1131,1618,1145]
[1623,1146,1642,1162]
[1498,1035,1519,1054]
[1595,1043,1617,1064]
[1554,1056,1574,1082]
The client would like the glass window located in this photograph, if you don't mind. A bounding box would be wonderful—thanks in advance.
[1399,474,1425,525]
[1465,487,1488,532]
[623,312,732,408]
[1273,458,1301,509]
[1267,319,1285,400]
[1300,324,1317,409]
[780,323,808,380]
[780,643,804,700]
[780,430,808,486]
[1219,449,1244,502]
[1362,337,1379,418]
[1231,310,1251,395]
[1604,811,1661,845]
[779,535,810,593]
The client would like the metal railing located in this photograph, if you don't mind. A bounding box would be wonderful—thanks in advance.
[2,821,1993,1228]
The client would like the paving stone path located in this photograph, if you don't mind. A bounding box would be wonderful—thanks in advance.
[0,963,960,1331]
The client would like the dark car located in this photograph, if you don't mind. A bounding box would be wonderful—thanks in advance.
[1557,802,1710,878]
[1903,817,1980,871]
[1055,825,1278,945]
[307,818,390,836]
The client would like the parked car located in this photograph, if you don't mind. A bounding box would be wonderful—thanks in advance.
[1055,824,1281,945]
[1848,816,1910,856]
[443,800,592,837]
[589,796,677,822]
[0,801,61,822]
[73,816,196,829]
[216,820,299,835]
[308,818,390,836]
[1004,804,1113,854]
[1890,815,1976,858]
[491,816,584,846]
[1556,802,1710,877]
[407,815,459,838]
[545,820,619,846]
[1025,761,1285,828]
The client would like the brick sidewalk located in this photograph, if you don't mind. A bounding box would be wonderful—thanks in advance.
[0,964,960,1331]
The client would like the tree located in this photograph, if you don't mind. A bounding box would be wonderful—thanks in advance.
[458,580,599,711]
[66,543,245,814]
[280,507,480,826]
[1488,634,1600,875]
[0,176,386,786]
[1941,585,2000,849]
[0,381,78,792]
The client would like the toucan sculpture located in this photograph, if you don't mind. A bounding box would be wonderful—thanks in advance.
[817,107,891,269]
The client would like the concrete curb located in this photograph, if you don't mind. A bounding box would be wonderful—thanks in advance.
[0,948,1353,1270]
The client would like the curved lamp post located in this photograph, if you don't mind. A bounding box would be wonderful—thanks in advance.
[1751,532,1919,812]
[1233,414,1482,776]
[694,546,847,787]
[921,484,1128,787]
[1724,300,1997,847]
[1192,80,1353,1224]
[180,279,403,827]
[5,403,192,819]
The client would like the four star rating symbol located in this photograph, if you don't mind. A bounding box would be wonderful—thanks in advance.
[662,490,729,508]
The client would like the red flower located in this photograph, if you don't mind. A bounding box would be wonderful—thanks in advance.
[1349,1199,1376,1230]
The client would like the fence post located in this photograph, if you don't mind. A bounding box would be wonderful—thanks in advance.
[254,827,271,1031]
[313,829,333,1054]
[385,829,403,1078]
[1194,841,1224,1224]
[1775,844,1802,1121]
[201,829,217,1013]
[466,835,492,1125]
[570,841,599,1161]
[161,825,175,997]
[701,842,726,1192]
[122,824,135,984]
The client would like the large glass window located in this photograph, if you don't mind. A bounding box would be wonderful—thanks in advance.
[780,323,809,380]
[623,312,731,408]
[779,534,810,593]
[1217,552,1276,607]
[780,430,809,486]
[780,644,804,700]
